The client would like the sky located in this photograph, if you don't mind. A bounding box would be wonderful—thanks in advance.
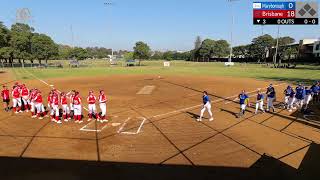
[0,0,319,51]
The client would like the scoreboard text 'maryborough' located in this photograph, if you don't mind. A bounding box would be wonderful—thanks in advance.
[253,1,319,25]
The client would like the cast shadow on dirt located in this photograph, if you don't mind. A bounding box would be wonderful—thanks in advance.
[1,143,320,180]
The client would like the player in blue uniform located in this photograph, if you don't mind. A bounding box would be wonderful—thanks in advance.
[288,89,296,112]
[255,90,265,114]
[238,90,249,118]
[295,84,305,109]
[311,81,319,104]
[197,91,214,122]
[304,87,312,110]
[283,86,293,109]
[266,84,276,112]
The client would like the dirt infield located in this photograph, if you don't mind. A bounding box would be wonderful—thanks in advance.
[1,73,320,179]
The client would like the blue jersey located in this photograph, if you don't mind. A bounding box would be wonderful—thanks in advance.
[203,95,210,104]
[305,89,312,95]
[284,88,292,96]
[295,87,305,99]
[289,90,295,98]
[239,94,248,105]
[257,93,264,101]
[311,85,319,94]
[267,87,276,98]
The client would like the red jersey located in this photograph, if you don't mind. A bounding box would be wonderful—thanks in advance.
[60,96,68,105]
[99,94,107,103]
[12,88,20,99]
[87,95,96,104]
[30,91,37,101]
[34,94,43,103]
[21,87,29,96]
[73,96,81,105]
[52,94,59,105]
[1,89,10,100]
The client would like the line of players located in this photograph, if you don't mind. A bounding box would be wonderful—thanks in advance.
[1,82,108,124]
[197,82,319,121]
[238,82,319,117]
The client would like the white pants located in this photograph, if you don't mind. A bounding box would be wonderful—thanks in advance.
[62,104,70,115]
[295,98,304,108]
[51,104,59,116]
[41,104,45,112]
[70,103,74,111]
[12,98,21,108]
[240,104,246,111]
[22,96,29,105]
[267,97,274,109]
[100,103,106,116]
[304,95,312,105]
[30,102,35,112]
[284,96,290,105]
[288,97,295,109]
[35,103,43,113]
[255,101,264,112]
[200,102,212,118]
[74,104,82,116]
[88,104,96,114]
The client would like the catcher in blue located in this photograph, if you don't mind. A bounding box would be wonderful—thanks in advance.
[197,91,214,122]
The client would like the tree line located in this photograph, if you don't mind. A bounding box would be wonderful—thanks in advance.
[0,22,119,65]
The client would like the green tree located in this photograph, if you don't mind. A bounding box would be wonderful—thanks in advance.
[124,52,134,60]
[133,41,151,66]
[0,22,10,48]
[233,45,250,59]
[277,36,295,46]
[69,47,88,60]
[31,33,58,65]
[212,40,230,58]
[10,23,34,64]
[250,34,274,63]
[198,39,215,61]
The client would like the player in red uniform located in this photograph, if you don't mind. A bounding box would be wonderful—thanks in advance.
[87,91,99,122]
[99,90,108,123]
[21,84,30,112]
[1,85,10,112]
[34,91,44,119]
[30,88,38,118]
[60,92,70,122]
[67,90,75,120]
[73,91,83,123]
[51,92,61,124]
[12,86,22,113]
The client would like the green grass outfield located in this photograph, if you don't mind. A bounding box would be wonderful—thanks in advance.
[6,60,320,85]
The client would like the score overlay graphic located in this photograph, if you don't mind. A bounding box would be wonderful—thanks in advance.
[253,1,319,25]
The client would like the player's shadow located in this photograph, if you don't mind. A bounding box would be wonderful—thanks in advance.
[185,111,200,120]
[220,108,240,118]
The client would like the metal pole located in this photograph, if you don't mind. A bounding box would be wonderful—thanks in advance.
[274,25,280,66]
[227,0,239,63]
[228,1,234,63]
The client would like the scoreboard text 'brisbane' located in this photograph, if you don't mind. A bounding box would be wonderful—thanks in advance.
[253,1,319,25]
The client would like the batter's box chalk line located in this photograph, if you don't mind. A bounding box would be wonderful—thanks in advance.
[117,117,147,135]
[80,116,147,135]
[80,115,119,133]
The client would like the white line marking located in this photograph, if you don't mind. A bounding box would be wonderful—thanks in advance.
[136,118,146,134]
[117,117,130,133]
